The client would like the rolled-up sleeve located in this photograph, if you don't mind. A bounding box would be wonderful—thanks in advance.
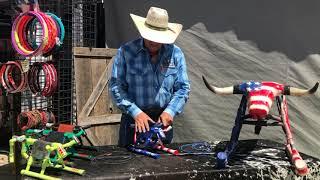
[109,48,142,118]
[164,51,190,118]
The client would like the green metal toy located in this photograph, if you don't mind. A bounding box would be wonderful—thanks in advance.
[9,135,85,180]
[25,124,96,160]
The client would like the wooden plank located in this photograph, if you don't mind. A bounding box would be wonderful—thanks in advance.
[106,124,120,145]
[78,114,121,126]
[78,59,110,117]
[74,52,96,145]
[90,58,116,145]
[91,58,109,115]
[105,56,121,115]
[74,47,117,57]
[74,54,93,117]
[105,57,121,114]
[73,47,121,145]
[105,57,113,110]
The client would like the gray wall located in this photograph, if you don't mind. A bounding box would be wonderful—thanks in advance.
[105,0,320,62]
[105,0,320,158]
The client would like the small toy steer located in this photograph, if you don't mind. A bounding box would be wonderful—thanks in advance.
[9,134,85,180]
[128,123,178,158]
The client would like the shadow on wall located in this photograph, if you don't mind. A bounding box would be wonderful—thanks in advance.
[105,0,320,62]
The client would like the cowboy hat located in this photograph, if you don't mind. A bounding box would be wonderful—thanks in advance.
[130,7,183,44]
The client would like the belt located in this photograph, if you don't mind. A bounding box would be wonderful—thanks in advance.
[141,108,164,113]
[141,108,164,121]
[122,108,165,120]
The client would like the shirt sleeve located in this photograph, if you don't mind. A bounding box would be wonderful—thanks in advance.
[164,50,190,118]
[108,47,142,118]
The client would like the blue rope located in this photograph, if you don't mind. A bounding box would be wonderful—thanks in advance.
[46,12,65,47]
[179,141,212,154]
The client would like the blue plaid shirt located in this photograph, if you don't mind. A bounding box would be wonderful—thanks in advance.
[109,38,190,118]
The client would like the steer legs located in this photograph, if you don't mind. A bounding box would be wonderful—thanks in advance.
[216,95,247,168]
[278,96,309,176]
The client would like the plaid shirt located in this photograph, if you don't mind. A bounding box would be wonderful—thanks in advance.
[109,38,190,118]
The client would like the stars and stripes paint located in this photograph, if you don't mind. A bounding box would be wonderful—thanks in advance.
[239,81,284,119]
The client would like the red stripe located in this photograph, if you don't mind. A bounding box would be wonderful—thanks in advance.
[249,90,275,99]
[296,167,309,175]
[249,109,268,119]
[261,82,284,90]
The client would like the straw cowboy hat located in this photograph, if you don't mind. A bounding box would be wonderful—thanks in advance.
[130,7,183,44]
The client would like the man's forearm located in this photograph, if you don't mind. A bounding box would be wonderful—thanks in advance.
[164,85,190,117]
[109,79,142,118]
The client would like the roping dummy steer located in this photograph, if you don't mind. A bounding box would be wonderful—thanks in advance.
[202,76,319,176]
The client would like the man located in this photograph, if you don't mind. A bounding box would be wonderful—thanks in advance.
[109,7,190,147]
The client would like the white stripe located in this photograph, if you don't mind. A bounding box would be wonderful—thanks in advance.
[157,146,178,154]
[249,96,273,108]
[249,104,270,114]
[260,86,281,96]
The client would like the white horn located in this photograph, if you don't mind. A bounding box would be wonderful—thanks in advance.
[202,76,237,95]
[284,82,319,96]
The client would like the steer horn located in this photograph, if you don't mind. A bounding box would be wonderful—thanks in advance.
[202,76,242,95]
[283,82,319,96]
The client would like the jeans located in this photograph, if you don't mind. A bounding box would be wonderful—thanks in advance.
[118,108,173,147]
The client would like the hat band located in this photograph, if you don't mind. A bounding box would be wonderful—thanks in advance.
[145,22,168,31]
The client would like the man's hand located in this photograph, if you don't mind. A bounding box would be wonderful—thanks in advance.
[134,112,155,133]
[158,112,173,127]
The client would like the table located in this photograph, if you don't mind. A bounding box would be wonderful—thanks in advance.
[1,139,319,179]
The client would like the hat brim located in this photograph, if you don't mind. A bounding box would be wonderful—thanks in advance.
[130,14,182,44]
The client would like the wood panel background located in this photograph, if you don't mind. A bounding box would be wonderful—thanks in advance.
[74,47,121,145]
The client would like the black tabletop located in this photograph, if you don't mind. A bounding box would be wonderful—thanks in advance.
[1,139,319,180]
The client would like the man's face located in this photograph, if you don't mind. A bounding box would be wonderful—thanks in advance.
[144,39,162,54]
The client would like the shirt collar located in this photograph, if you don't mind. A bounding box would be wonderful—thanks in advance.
[137,37,146,53]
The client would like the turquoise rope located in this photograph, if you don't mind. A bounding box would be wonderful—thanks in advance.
[46,12,65,47]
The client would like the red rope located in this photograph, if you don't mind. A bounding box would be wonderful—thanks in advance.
[17,109,56,131]
[0,61,28,93]
[27,61,58,97]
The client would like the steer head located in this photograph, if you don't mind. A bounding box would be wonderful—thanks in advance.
[202,76,319,119]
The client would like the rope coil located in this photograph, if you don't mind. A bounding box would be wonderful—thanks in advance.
[17,109,56,131]
[28,61,58,97]
[0,61,58,96]
[0,61,28,93]
[11,10,64,57]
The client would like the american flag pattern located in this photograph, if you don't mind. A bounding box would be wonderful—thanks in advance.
[156,145,179,155]
[239,81,284,119]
